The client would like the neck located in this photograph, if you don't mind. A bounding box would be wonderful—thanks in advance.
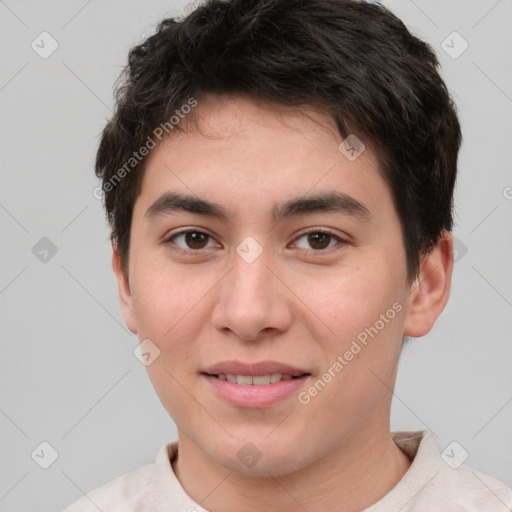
[172,424,411,512]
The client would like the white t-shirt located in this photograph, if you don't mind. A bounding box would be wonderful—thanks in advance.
[62,430,512,511]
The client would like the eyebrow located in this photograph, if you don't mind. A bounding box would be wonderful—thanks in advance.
[144,190,371,224]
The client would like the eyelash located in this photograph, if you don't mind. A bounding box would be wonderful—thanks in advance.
[163,228,347,256]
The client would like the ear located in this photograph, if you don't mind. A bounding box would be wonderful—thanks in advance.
[403,231,453,338]
[111,243,138,334]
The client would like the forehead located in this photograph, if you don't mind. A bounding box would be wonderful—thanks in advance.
[137,94,391,224]
[175,94,369,153]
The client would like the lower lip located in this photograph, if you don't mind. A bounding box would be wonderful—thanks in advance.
[203,374,310,408]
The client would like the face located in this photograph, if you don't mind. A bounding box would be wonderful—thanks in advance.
[113,94,449,476]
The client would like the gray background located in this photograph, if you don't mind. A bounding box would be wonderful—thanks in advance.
[0,0,511,510]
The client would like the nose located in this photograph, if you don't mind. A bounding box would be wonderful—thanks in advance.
[210,249,293,341]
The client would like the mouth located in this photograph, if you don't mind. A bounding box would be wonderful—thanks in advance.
[201,364,311,408]
[200,360,312,407]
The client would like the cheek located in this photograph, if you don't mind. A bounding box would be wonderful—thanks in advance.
[131,264,210,422]
[130,258,225,380]
[131,255,210,338]
[291,263,406,413]
[291,259,404,343]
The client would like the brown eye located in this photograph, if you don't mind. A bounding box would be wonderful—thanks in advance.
[167,230,217,252]
[293,230,342,251]
[183,231,209,249]
[307,232,332,250]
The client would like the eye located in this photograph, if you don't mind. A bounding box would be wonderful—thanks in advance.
[164,228,346,255]
[292,230,345,251]
[165,229,219,253]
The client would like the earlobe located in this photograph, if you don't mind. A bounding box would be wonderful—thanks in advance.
[111,244,138,334]
[403,231,454,338]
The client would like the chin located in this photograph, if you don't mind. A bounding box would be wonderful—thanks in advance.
[207,433,308,477]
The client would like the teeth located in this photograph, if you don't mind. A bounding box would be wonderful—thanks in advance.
[217,373,299,385]
[252,375,270,385]
[236,375,253,385]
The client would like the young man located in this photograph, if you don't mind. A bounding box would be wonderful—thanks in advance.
[64,0,512,510]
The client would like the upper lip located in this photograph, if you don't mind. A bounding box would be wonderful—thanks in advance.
[202,360,310,377]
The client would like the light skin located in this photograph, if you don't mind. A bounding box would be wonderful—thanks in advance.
[112,94,453,512]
